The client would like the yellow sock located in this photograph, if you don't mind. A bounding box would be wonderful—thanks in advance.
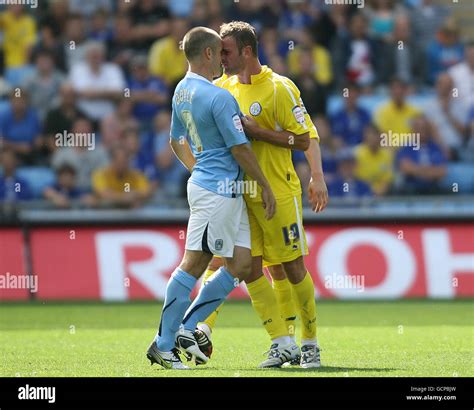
[272,277,297,338]
[200,268,221,330]
[246,275,288,340]
[291,272,317,341]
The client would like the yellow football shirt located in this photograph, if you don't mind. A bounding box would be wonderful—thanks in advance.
[0,11,36,68]
[214,65,319,202]
[148,36,187,85]
[375,101,420,147]
[92,167,150,195]
[354,144,394,192]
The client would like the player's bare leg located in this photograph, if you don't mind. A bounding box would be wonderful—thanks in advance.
[281,256,320,368]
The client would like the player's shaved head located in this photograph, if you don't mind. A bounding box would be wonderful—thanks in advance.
[183,26,221,62]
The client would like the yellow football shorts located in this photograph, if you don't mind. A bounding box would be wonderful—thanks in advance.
[246,194,308,265]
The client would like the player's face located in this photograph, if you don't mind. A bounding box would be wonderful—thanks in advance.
[211,41,224,79]
[221,36,244,75]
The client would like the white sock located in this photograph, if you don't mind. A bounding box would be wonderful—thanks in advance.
[301,338,318,347]
[272,336,291,346]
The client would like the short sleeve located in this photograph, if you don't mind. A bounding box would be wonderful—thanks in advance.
[275,78,310,137]
[212,90,248,148]
[170,101,186,141]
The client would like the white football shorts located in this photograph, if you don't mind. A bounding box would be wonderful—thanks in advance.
[185,182,250,257]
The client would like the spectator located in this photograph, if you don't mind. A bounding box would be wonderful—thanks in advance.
[154,110,188,199]
[108,13,136,75]
[130,0,171,51]
[425,73,469,160]
[459,106,474,163]
[354,124,394,196]
[409,0,450,50]
[330,83,371,147]
[124,127,159,194]
[69,41,126,121]
[100,99,139,149]
[0,147,32,202]
[279,0,313,45]
[21,50,65,121]
[226,0,277,34]
[0,5,37,76]
[43,83,87,159]
[426,19,464,84]
[448,41,474,112]
[328,148,372,198]
[374,77,420,146]
[0,91,41,165]
[396,115,447,194]
[377,13,425,88]
[39,0,69,38]
[31,22,67,72]
[332,12,379,89]
[288,28,332,84]
[128,55,169,126]
[148,17,189,87]
[52,117,109,191]
[63,14,88,71]
[366,0,399,42]
[92,145,152,208]
[43,163,95,208]
[88,8,113,43]
[259,27,290,65]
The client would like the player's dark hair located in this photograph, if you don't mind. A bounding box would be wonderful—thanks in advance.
[183,27,221,62]
[219,21,258,57]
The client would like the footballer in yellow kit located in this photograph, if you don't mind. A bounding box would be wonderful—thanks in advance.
[195,21,329,369]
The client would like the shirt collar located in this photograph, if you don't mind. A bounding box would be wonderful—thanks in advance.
[249,65,272,84]
[186,71,212,84]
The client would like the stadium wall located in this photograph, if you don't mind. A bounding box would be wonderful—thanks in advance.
[1,222,473,301]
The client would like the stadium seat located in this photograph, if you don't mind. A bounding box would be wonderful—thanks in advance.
[16,166,56,199]
[440,163,474,193]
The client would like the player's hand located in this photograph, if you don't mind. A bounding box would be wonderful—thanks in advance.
[308,175,328,213]
[241,115,260,139]
[261,185,276,220]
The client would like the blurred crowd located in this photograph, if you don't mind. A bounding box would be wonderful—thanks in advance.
[0,0,473,210]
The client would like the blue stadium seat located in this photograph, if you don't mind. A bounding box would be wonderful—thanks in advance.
[16,166,56,199]
[440,163,474,194]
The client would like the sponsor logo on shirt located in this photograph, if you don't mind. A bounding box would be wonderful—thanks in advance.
[232,114,244,133]
[292,105,305,124]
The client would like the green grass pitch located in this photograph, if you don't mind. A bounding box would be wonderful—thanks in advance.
[0,300,472,377]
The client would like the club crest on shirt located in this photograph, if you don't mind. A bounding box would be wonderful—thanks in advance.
[215,239,223,251]
[249,102,262,116]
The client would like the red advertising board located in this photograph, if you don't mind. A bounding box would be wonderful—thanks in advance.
[0,229,29,301]
[13,224,471,301]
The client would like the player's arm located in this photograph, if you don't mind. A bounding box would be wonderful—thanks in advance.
[241,115,310,151]
[169,100,196,173]
[169,137,195,172]
[230,143,276,220]
[304,138,328,213]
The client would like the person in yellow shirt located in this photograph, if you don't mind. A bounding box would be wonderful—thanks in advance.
[374,77,420,147]
[148,18,189,87]
[0,5,37,69]
[287,28,332,87]
[92,145,151,208]
[196,21,328,369]
[354,124,394,196]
